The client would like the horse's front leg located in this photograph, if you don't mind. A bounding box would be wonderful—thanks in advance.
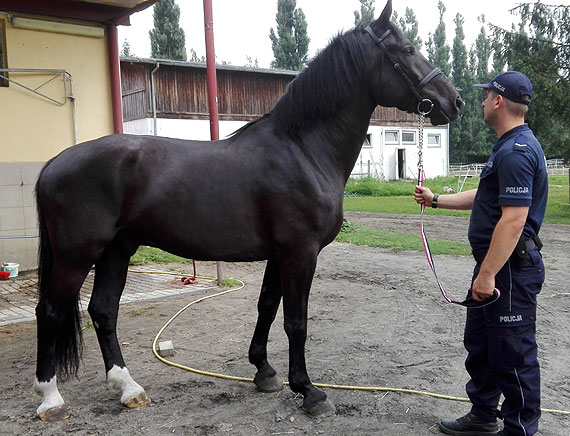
[249,259,284,392]
[281,252,336,417]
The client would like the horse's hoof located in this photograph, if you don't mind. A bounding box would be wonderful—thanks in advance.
[38,405,71,422]
[254,373,284,392]
[303,398,336,417]
[123,392,151,408]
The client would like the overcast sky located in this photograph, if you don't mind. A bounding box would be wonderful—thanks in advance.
[118,0,569,68]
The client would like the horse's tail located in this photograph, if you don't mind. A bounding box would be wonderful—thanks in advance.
[36,159,83,381]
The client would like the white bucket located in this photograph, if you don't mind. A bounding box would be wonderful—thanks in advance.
[3,262,19,278]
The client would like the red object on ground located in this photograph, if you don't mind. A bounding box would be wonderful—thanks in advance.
[0,271,10,279]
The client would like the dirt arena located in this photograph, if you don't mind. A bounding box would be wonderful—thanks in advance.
[1,212,568,435]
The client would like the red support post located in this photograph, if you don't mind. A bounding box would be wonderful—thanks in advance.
[203,0,225,283]
[203,0,219,141]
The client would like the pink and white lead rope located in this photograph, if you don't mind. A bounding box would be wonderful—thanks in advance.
[417,166,499,308]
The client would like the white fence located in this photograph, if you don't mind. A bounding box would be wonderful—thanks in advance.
[449,159,569,177]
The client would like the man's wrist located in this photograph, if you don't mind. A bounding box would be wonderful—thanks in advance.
[432,193,440,209]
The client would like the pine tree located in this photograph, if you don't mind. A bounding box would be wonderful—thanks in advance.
[431,1,451,76]
[269,0,310,71]
[491,3,570,160]
[397,7,422,49]
[354,0,375,27]
[449,13,473,163]
[120,39,133,57]
[473,16,492,80]
[149,0,187,61]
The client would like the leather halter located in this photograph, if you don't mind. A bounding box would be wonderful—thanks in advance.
[365,25,442,115]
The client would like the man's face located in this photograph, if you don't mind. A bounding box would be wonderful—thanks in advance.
[481,90,498,125]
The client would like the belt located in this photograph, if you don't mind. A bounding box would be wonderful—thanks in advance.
[472,235,542,264]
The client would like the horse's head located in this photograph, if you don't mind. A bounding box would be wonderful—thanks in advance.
[364,0,462,125]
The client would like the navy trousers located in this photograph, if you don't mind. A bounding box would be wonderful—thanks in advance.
[464,248,544,436]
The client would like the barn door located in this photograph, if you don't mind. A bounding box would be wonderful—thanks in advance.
[397,148,406,179]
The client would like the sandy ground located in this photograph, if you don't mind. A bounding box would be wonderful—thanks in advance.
[1,212,569,436]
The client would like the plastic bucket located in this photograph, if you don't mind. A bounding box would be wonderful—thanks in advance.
[3,263,19,278]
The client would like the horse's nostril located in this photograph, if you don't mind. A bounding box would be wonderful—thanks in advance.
[456,96,464,109]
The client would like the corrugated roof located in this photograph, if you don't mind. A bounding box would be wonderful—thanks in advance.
[120,56,299,77]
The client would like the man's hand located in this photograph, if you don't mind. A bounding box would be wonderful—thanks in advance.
[414,185,434,207]
[472,271,496,301]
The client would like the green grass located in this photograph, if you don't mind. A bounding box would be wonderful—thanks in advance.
[129,246,191,265]
[344,175,569,225]
[336,220,471,256]
[343,195,472,216]
[546,175,570,224]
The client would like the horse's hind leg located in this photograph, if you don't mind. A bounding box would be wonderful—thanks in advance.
[34,261,92,421]
[248,259,284,392]
[88,239,150,409]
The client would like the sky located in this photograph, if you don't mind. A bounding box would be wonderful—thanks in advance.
[118,0,570,68]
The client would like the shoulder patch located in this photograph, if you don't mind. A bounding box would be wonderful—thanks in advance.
[513,134,528,152]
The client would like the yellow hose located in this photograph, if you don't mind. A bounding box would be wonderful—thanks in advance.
[147,272,570,417]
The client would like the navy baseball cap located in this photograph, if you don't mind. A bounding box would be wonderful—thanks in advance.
[473,71,533,105]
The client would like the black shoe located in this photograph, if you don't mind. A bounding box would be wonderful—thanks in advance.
[439,412,500,435]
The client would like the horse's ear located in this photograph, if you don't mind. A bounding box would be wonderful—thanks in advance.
[371,0,392,33]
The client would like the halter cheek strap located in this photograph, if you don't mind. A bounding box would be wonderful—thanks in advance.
[365,25,441,114]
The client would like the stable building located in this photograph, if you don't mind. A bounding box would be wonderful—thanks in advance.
[121,57,450,182]
[0,0,159,271]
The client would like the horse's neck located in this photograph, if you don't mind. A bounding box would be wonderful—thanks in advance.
[307,92,376,182]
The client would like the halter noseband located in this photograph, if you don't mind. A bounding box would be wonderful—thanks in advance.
[365,25,442,115]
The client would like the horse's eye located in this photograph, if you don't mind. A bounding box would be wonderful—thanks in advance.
[405,47,415,55]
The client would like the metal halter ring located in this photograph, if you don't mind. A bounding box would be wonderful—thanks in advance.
[418,99,434,115]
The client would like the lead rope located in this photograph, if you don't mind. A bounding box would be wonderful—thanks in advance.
[416,100,500,309]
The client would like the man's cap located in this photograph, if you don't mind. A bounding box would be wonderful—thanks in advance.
[473,71,533,105]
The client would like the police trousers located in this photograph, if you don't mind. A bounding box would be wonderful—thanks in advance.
[465,248,544,436]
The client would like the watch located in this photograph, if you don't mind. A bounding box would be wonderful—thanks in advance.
[432,193,440,209]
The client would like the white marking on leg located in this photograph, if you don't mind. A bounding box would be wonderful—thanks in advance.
[34,376,64,415]
[106,365,146,404]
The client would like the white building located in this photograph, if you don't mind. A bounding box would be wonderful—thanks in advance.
[121,58,450,181]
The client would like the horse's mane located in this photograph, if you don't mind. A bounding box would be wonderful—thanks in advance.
[229,28,367,140]
[272,29,366,136]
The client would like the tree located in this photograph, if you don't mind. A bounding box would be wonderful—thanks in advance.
[490,3,570,161]
[473,16,492,80]
[449,13,473,162]
[245,56,259,68]
[429,1,451,77]
[269,0,310,71]
[120,39,133,57]
[396,7,422,49]
[149,0,186,61]
[354,0,375,27]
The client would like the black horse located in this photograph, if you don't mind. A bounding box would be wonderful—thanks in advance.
[33,0,461,421]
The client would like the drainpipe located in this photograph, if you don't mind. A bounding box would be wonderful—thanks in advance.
[151,63,160,135]
[203,0,225,284]
[107,24,123,134]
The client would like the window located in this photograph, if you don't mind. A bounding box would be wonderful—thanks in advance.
[402,131,416,144]
[428,133,441,148]
[385,130,399,144]
[362,133,372,148]
[0,20,7,87]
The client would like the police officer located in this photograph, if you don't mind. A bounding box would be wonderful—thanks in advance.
[414,71,548,436]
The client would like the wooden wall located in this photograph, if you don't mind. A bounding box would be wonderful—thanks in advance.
[121,59,418,126]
